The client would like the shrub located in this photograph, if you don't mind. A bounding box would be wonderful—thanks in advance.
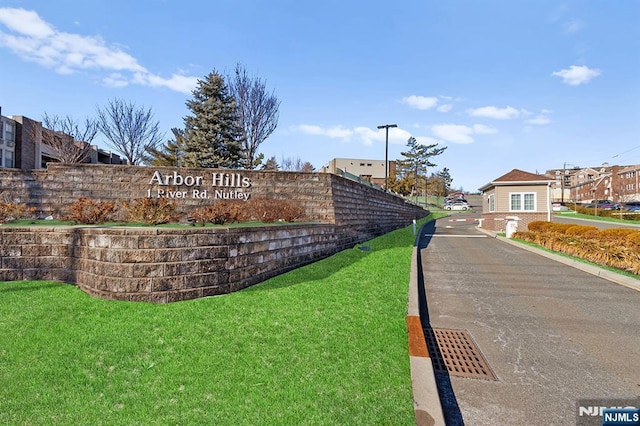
[0,201,36,223]
[247,198,306,223]
[65,197,117,224]
[597,228,640,239]
[564,225,599,236]
[190,201,244,226]
[123,198,177,225]
[527,221,552,232]
[546,223,575,234]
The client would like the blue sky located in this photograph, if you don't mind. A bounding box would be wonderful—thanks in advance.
[1,0,638,191]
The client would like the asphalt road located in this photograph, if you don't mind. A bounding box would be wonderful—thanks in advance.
[419,212,640,426]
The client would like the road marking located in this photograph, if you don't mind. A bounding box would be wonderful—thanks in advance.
[424,234,487,238]
[448,218,478,222]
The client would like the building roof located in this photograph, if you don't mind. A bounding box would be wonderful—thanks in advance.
[479,169,554,191]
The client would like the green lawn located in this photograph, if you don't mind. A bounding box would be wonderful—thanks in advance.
[0,217,434,425]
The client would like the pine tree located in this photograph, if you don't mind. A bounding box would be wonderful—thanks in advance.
[261,156,279,170]
[147,128,187,167]
[183,71,241,168]
[395,137,447,196]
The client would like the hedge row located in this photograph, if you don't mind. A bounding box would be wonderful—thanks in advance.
[514,221,640,275]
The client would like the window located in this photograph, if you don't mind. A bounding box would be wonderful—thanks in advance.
[627,183,635,191]
[4,123,14,142]
[359,163,365,166]
[4,150,13,168]
[488,194,495,212]
[510,192,536,211]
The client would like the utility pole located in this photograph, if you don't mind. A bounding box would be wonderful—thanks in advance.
[377,124,397,192]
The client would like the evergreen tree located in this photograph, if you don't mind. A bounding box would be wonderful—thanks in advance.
[436,168,453,194]
[183,71,241,168]
[147,128,187,167]
[395,137,447,196]
[261,156,279,170]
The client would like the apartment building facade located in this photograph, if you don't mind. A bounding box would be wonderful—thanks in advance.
[320,158,396,188]
[0,107,123,170]
[546,163,640,204]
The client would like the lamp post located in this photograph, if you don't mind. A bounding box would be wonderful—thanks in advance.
[377,124,397,192]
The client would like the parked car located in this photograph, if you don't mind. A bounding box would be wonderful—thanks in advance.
[445,197,468,205]
[601,203,620,210]
[444,201,470,211]
[623,201,640,211]
[584,200,613,208]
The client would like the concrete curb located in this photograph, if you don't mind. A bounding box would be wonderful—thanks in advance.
[407,246,446,426]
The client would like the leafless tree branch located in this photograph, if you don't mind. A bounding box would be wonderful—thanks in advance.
[40,113,98,163]
[228,64,280,170]
[96,98,164,165]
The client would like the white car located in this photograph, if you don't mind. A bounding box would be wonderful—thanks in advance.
[444,201,470,211]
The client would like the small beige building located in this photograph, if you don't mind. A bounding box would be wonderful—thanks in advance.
[478,169,554,233]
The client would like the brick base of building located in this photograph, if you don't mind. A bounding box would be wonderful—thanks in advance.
[479,212,552,233]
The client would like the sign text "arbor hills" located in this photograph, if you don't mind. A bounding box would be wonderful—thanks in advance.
[147,171,251,201]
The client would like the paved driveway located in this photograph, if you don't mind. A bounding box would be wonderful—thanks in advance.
[419,213,640,425]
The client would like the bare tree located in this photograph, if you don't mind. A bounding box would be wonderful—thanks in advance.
[228,64,280,170]
[280,156,314,172]
[40,113,99,163]
[96,98,164,165]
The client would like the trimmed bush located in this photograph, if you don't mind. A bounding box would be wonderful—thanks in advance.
[123,198,178,225]
[565,225,599,236]
[190,201,244,226]
[247,198,306,223]
[515,224,640,275]
[0,201,36,223]
[64,197,117,224]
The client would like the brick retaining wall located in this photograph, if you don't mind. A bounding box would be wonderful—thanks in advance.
[0,164,425,238]
[0,164,428,302]
[0,224,360,303]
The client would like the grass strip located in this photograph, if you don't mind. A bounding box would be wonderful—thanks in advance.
[0,217,433,425]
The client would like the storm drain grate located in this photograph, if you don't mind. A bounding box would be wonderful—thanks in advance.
[424,327,498,381]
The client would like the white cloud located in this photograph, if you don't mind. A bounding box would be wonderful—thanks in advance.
[293,124,356,141]
[401,95,439,110]
[552,65,601,86]
[525,115,551,125]
[0,7,198,94]
[467,105,520,120]
[292,124,418,147]
[473,124,497,134]
[0,8,53,38]
[431,124,475,144]
[437,104,453,113]
[295,124,324,136]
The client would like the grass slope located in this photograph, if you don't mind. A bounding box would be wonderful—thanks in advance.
[0,218,432,425]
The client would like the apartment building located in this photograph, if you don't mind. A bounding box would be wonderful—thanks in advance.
[320,158,396,188]
[546,163,640,203]
[0,107,123,170]
[0,110,16,168]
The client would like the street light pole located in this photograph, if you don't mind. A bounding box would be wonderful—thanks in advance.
[377,124,397,192]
